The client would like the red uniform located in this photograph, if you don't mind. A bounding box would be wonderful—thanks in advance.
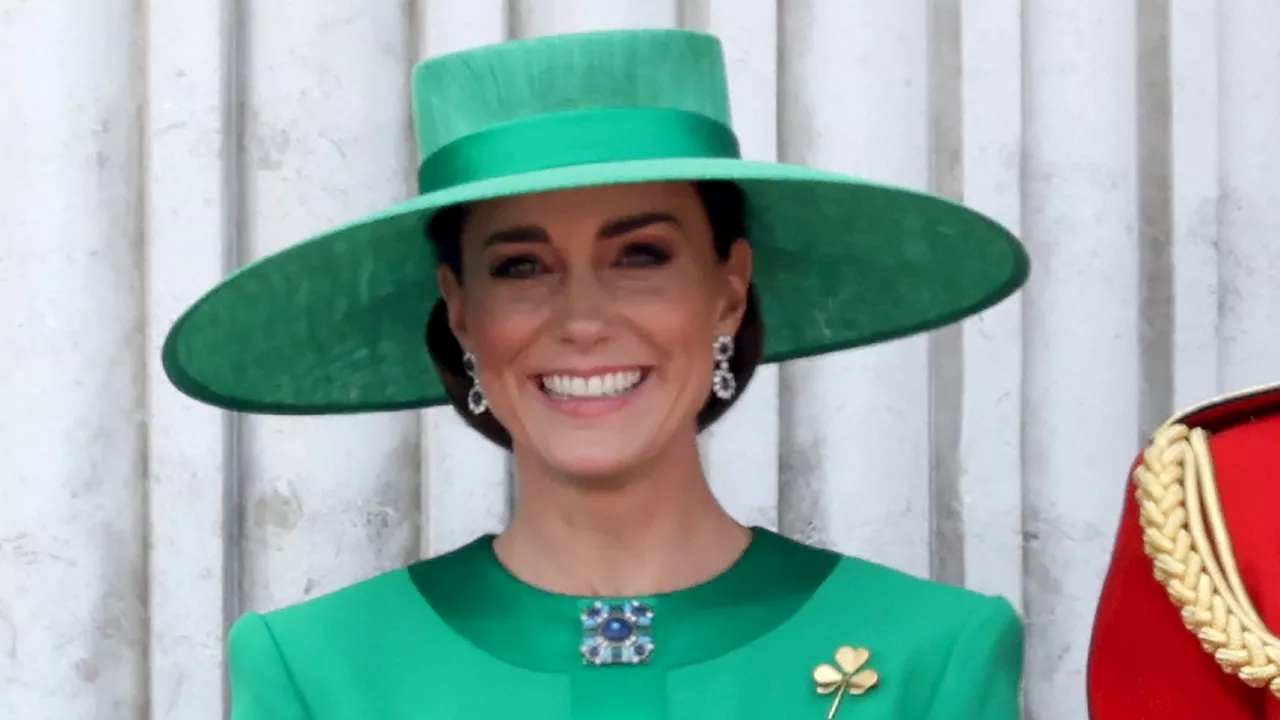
[1089,383,1280,718]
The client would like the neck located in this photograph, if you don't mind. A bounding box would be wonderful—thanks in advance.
[495,433,751,598]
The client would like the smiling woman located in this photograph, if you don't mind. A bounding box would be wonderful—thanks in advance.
[161,29,1030,720]
[427,181,754,476]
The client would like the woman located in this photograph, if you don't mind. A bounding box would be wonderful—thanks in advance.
[164,29,1030,719]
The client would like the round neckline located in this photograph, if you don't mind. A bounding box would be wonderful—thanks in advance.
[409,526,839,673]
[479,526,765,607]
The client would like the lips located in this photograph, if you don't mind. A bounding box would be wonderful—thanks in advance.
[538,369,649,400]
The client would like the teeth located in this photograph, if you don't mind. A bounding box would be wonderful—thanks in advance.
[541,370,644,399]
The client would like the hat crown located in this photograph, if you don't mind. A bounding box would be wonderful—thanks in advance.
[410,30,733,160]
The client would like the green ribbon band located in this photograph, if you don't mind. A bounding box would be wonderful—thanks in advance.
[417,107,741,194]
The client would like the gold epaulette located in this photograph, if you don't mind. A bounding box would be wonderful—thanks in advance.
[1133,383,1280,695]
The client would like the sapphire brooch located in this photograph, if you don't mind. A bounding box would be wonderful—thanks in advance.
[579,600,654,666]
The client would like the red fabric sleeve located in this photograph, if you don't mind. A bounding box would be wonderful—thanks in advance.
[1087,468,1261,719]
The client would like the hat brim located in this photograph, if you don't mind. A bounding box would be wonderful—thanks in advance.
[162,158,1029,413]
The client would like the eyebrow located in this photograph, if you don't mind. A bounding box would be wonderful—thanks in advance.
[482,211,682,247]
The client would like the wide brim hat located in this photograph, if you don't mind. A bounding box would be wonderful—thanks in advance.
[162,29,1029,414]
[1087,382,1280,717]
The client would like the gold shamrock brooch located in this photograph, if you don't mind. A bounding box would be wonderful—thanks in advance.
[812,646,880,719]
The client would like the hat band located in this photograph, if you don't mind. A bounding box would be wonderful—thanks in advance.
[417,107,741,194]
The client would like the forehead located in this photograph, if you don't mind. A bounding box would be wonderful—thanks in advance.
[464,182,705,232]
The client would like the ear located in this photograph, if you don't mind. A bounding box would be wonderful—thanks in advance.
[436,266,471,351]
[714,238,753,336]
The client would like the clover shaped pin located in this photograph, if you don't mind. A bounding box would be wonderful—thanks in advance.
[812,646,880,719]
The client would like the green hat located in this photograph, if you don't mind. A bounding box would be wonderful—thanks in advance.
[162,29,1029,414]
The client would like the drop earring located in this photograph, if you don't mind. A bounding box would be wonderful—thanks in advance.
[462,350,488,415]
[712,335,736,401]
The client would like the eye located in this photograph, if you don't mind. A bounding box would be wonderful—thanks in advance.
[616,242,671,269]
[490,255,544,279]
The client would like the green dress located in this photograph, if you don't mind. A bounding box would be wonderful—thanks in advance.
[228,528,1023,719]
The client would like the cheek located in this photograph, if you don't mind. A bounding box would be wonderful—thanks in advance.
[618,282,719,362]
[465,291,547,368]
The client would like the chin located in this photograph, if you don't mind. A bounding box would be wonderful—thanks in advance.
[533,439,658,483]
[511,415,670,482]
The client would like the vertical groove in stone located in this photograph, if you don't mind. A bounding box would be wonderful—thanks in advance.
[926,0,966,588]
[394,0,425,573]
[1137,0,1174,436]
[221,0,246,713]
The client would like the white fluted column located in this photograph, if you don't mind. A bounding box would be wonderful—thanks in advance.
[778,0,934,576]
[687,0,783,530]
[239,0,420,610]
[955,0,1026,610]
[1023,3,1140,717]
[415,0,515,557]
[143,1,235,717]
[1219,2,1280,391]
[1169,0,1221,406]
[0,1,146,717]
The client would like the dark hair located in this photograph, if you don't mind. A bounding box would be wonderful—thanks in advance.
[422,181,764,449]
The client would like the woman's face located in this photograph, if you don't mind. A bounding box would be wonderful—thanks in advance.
[438,182,752,480]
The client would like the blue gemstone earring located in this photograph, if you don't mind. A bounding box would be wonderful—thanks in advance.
[712,334,736,400]
[579,600,655,666]
[462,350,487,415]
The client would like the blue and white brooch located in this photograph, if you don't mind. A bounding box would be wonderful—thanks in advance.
[579,600,654,666]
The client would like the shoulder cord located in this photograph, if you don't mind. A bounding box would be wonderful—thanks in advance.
[1134,422,1280,696]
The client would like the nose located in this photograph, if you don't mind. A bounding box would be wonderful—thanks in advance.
[553,265,612,347]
